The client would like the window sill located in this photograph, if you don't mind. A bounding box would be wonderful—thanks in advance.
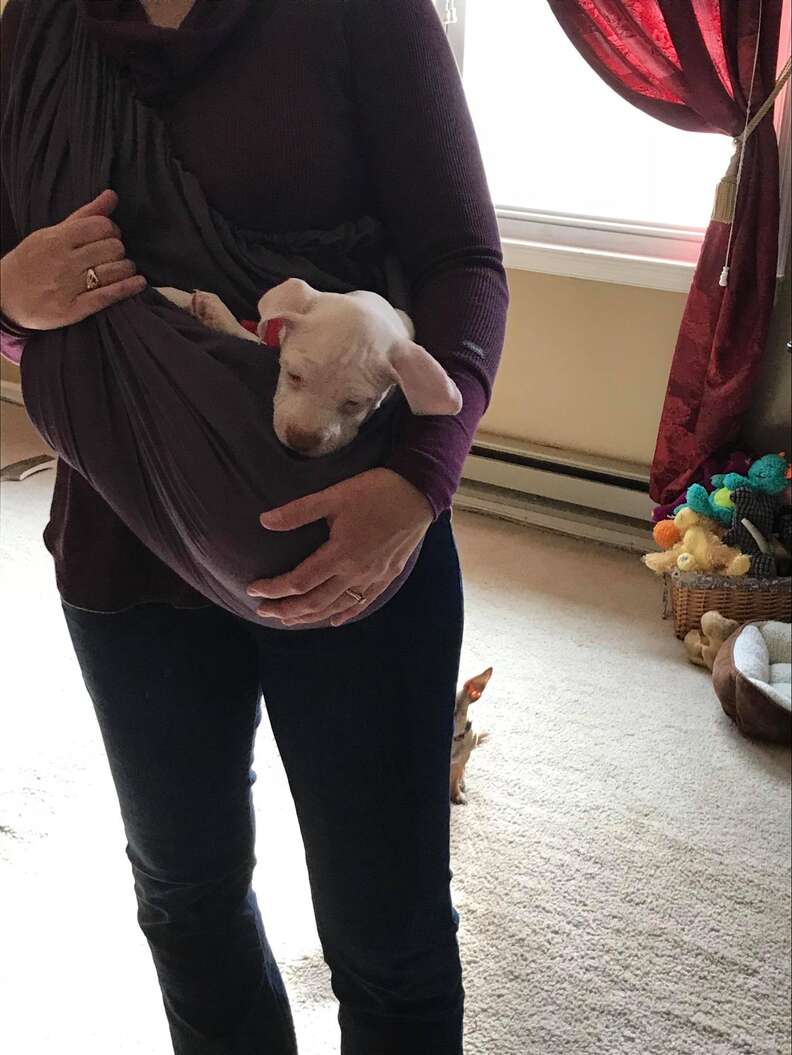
[500,237,695,293]
[497,209,700,293]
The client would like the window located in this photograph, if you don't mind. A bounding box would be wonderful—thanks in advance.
[436,1,791,292]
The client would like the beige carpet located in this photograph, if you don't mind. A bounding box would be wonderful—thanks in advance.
[1,399,790,1055]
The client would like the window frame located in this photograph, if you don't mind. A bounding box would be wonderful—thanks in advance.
[435,0,791,293]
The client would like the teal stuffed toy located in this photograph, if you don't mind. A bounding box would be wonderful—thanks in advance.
[682,453,790,526]
[717,453,789,496]
[684,482,735,525]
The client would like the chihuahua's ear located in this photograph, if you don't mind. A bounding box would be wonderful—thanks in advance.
[388,340,463,417]
[256,278,318,342]
[463,667,493,702]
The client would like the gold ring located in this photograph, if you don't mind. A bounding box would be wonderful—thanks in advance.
[85,267,101,291]
[345,589,366,605]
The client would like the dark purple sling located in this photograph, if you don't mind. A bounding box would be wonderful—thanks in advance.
[2,0,420,627]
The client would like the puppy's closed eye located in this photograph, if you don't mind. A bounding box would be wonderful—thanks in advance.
[341,398,368,415]
[286,371,304,386]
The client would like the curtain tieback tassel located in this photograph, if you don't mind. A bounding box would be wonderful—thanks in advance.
[713,52,791,287]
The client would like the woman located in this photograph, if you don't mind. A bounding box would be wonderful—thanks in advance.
[0,0,508,1051]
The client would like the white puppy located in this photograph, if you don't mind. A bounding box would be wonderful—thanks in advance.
[157,279,462,456]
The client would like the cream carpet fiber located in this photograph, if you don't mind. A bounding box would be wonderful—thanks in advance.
[1,400,790,1054]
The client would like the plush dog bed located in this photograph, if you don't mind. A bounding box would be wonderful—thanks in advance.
[712,621,791,743]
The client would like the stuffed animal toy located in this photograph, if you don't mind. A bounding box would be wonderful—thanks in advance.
[684,611,741,670]
[716,452,789,497]
[675,507,711,534]
[681,454,791,529]
[651,507,718,552]
[642,544,686,574]
[684,481,736,525]
[652,518,682,550]
[643,532,747,576]
[651,452,751,523]
[450,667,492,805]
[645,508,693,573]
[643,508,747,576]
[723,488,785,577]
[675,526,751,575]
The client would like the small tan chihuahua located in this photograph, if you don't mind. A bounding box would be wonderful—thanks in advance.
[450,667,493,805]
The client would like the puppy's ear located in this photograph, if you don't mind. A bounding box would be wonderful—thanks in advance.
[394,309,416,340]
[256,278,318,342]
[388,339,462,417]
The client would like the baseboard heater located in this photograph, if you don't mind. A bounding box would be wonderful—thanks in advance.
[455,433,654,552]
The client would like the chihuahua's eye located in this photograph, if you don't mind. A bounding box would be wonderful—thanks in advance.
[342,399,364,414]
[287,372,303,385]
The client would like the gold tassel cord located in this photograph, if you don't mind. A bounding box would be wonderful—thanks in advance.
[712,149,740,224]
[712,56,791,228]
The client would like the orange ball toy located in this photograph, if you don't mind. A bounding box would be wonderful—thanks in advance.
[653,520,681,549]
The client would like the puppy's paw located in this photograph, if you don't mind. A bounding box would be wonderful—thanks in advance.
[156,286,194,311]
[191,291,242,336]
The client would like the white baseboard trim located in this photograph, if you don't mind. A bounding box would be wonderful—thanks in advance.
[1,380,24,405]
[454,480,652,553]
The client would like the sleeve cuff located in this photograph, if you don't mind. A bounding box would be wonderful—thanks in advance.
[0,309,35,338]
[0,310,35,366]
[384,365,488,519]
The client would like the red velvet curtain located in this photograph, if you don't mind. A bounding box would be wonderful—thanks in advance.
[547,0,784,503]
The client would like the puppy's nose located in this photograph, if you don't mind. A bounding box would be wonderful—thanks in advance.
[284,425,323,453]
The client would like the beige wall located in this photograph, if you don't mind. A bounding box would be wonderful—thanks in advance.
[483,270,687,466]
[484,257,791,466]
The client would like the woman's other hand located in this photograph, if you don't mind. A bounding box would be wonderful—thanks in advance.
[0,189,146,330]
[247,468,434,627]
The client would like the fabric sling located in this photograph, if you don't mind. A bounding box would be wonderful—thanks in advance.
[2,0,421,628]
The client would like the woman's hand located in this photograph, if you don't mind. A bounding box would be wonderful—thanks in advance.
[0,189,146,330]
[247,468,433,627]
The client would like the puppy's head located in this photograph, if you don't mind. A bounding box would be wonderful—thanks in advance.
[257,278,462,457]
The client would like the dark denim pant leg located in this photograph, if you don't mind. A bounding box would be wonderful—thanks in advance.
[62,601,298,1055]
[253,512,465,1055]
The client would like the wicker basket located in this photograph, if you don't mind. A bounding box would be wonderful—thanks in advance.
[662,572,792,639]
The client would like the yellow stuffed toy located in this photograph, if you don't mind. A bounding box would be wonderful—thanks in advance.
[675,525,751,575]
[643,509,750,577]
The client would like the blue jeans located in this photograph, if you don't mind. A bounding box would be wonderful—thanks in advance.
[62,512,464,1054]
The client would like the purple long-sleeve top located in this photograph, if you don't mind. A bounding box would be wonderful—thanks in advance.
[0,0,508,613]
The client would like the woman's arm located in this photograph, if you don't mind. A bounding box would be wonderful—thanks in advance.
[248,0,509,625]
[345,0,509,516]
[1,0,28,363]
[1,0,144,363]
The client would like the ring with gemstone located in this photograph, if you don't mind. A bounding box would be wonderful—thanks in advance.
[85,267,101,291]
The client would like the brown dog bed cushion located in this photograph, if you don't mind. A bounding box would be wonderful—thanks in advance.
[712,621,791,744]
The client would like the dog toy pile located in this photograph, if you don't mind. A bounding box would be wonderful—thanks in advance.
[643,452,792,579]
